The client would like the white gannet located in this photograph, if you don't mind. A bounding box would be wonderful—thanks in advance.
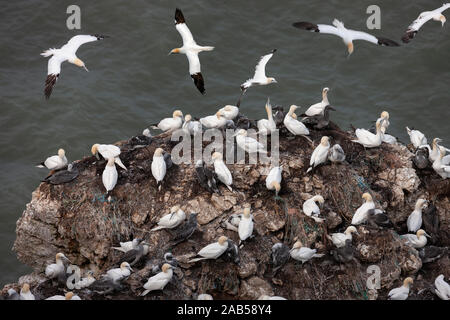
[290,241,324,264]
[402,3,450,43]
[283,105,310,139]
[351,193,375,225]
[258,295,287,300]
[407,198,427,232]
[74,271,95,290]
[19,283,35,300]
[151,148,167,190]
[434,274,450,300]
[352,119,382,148]
[238,207,254,242]
[406,127,427,149]
[212,152,233,191]
[182,114,202,135]
[152,110,183,132]
[36,148,68,171]
[104,262,133,284]
[91,144,127,170]
[400,229,430,248]
[234,129,267,154]
[218,105,239,120]
[388,277,413,300]
[305,88,330,116]
[112,238,142,253]
[46,292,81,300]
[327,226,358,248]
[378,111,390,131]
[200,111,227,129]
[169,8,214,95]
[427,138,444,162]
[293,19,399,56]
[432,146,450,179]
[257,98,277,136]
[240,49,277,92]
[328,144,346,163]
[381,127,397,144]
[307,136,330,173]
[7,288,19,300]
[143,128,152,137]
[102,158,118,193]
[188,236,229,263]
[41,34,107,99]
[141,263,174,296]
[197,293,214,300]
[45,252,70,280]
[265,165,283,196]
[151,205,186,231]
[302,195,326,223]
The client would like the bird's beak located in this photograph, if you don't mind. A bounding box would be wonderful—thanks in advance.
[424,232,431,238]
[233,132,239,137]
[273,80,278,83]
[129,267,134,271]
[169,212,175,220]
[83,65,89,72]
[95,153,100,160]
[168,51,173,56]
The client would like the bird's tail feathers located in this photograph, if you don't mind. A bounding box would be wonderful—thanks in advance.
[151,225,164,232]
[332,19,344,28]
[200,46,215,52]
[188,257,207,263]
[313,253,325,258]
[41,48,57,57]
[306,167,312,173]
[141,289,150,296]
[115,158,127,171]
[36,162,45,168]
[226,185,233,192]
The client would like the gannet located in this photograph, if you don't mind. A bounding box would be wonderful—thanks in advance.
[283,105,310,139]
[331,239,355,263]
[41,34,107,99]
[425,138,444,162]
[74,271,95,289]
[273,106,285,126]
[143,128,152,138]
[7,288,20,300]
[422,203,440,244]
[327,226,358,248]
[352,120,382,148]
[379,111,390,131]
[328,144,346,163]
[406,127,427,149]
[212,152,233,191]
[36,148,68,171]
[152,110,183,132]
[257,98,277,136]
[271,243,290,274]
[223,239,240,264]
[238,207,254,243]
[258,295,287,300]
[402,3,450,43]
[419,246,447,264]
[222,213,242,232]
[434,275,450,300]
[381,127,397,144]
[219,105,239,120]
[432,146,450,178]
[290,241,324,264]
[413,147,430,169]
[195,160,220,194]
[388,277,413,300]
[112,238,143,253]
[351,193,375,225]
[141,263,174,296]
[120,240,150,266]
[188,236,229,263]
[367,209,393,229]
[102,158,118,193]
[407,198,427,232]
[151,148,167,190]
[91,144,127,170]
[104,262,133,284]
[239,49,277,94]
[150,252,179,274]
[293,19,399,56]
[302,195,326,223]
[199,111,227,129]
[234,129,267,154]
[169,8,214,94]
[266,165,283,197]
[400,229,430,248]
[19,283,35,300]
[170,212,198,246]
[45,253,70,281]
[305,88,330,116]
[151,205,186,231]
[307,136,330,173]
[197,294,214,300]
[46,292,81,300]
[182,114,202,136]
[302,105,335,129]
[42,162,79,184]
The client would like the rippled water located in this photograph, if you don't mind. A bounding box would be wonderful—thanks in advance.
[1,0,449,285]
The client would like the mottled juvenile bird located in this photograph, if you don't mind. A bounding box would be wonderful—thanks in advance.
[271,243,290,274]
[195,160,220,194]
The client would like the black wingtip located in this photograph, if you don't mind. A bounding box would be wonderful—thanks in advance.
[93,34,109,40]
[191,73,205,95]
[377,37,400,47]
[292,21,319,32]
[401,30,417,44]
[271,49,277,54]
[44,74,58,99]
[175,8,185,24]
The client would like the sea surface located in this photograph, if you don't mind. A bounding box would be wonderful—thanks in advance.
[0,0,449,286]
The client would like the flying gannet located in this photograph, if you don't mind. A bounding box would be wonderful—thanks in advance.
[151,148,167,190]
[188,236,229,263]
[152,110,183,132]
[351,193,375,225]
[407,198,427,232]
[327,226,358,248]
[91,144,127,170]
[307,136,330,173]
[36,148,68,171]
[305,88,330,116]
[169,8,214,95]
[257,98,277,136]
[102,158,118,193]
[151,205,186,231]
[388,277,413,300]
[265,165,283,197]
[212,152,233,191]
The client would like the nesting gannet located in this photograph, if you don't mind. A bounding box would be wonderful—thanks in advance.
[378,111,390,131]
[425,138,445,162]
[305,88,330,116]
[307,136,330,173]
[367,209,393,229]
[283,105,310,140]
[188,236,229,263]
[331,239,355,264]
[266,165,283,197]
[258,295,287,300]
[407,198,427,232]
[199,111,227,129]
[219,105,239,120]
[197,294,214,300]
[271,243,290,274]
[170,212,198,246]
[234,129,267,154]
[388,277,413,300]
[402,3,450,43]
[381,127,397,144]
[152,110,183,132]
[351,193,375,225]
[422,203,440,244]
[120,240,150,266]
[257,98,277,136]
[36,148,68,171]
[223,239,240,264]
[302,105,335,129]
[45,253,70,281]
[74,271,96,289]
[293,19,399,56]
[150,252,179,275]
[169,8,214,94]
[238,207,254,243]
[182,114,202,135]
[328,144,346,163]
[419,246,447,264]
[143,128,152,138]
[195,160,220,194]
[212,152,233,191]
[352,120,382,148]
[413,147,430,169]
[239,49,277,95]
[7,288,20,300]
[42,162,79,184]
[290,241,324,264]
[104,262,133,284]
[151,205,186,231]
[273,106,285,126]
[91,144,127,170]
[112,238,143,253]
[102,158,118,193]
[432,146,450,179]
[327,226,358,248]
[434,275,450,300]
[141,263,175,296]
[400,229,430,248]
[46,292,81,300]
[41,34,107,99]
[151,148,167,190]
[19,283,35,300]
[406,127,427,149]
[302,195,326,223]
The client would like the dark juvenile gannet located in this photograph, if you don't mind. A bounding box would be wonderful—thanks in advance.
[223,239,240,264]
[302,105,335,129]
[170,212,198,246]
[169,8,214,95]
[188,236,229,263]
[422,203,440,244]
[36,148,68,171]
[42,162,79,184]
[366,209,393,229]
[419,246,447,264]
[290,241,324,264]
[91,144,127,170]
[331,239,354,264]
[328,144,346,163]
[212,152,233,191]
[293,19,399,56]
[388,277,413,300]
[434,274,450,300]
[407,198,427,232]
[222,213,242,232]
[41,34,107,99]
[151,148,167,191]
[413,147,430,169]
[402,3,450,43]
[272,106,285,126]
[307,136,330,173]
[120,239,150,266]
[271,243,290,274]
[19,283,35,300]
[195,160,220,194]
[351,193,375,225]
[102,158,118,193]
[141,263,175,296]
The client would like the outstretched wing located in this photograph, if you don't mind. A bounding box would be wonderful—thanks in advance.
[44,55,66,99]
[349,30,399,46]
[186,51,205,94]
[61,34,107,54]
[253,49,276,81]
[175,8,196,46]
[293,22,342,37]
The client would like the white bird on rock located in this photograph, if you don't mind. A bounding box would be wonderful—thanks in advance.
[45,252,70,280]
[327,226,358,248]
[234,129,267,154]
[19,283,35,300]
[152,110,183,132]
[151,205,186,231]
[36,148,68,171]
[112,238,142,253]
[141,263,174,296]
[218,105,239,120]
[102,158,118,193]
[104,262,133,284]
[212,152,233,191]
[46,292,81,300]
[257,98,277,135]
[284,105,310,140]
[406,127,427,149]
[388,277,413,300]
[351,193,375,225]
[182,114,202,135]
[265,165,283,196]
[305,87,330,116]
[200,111,227,129]
[188,236,229,263]
[407,198,427,232]
[91,143,127,170]
[432,146,450,179]
[307,136,330,173]
[238,207,254,242]
[151,148,167,190]
[434,274,450,300]
[352,120,382,148]
[400,229,430,248]
[302,195,326,223]
[290,241,324,264]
